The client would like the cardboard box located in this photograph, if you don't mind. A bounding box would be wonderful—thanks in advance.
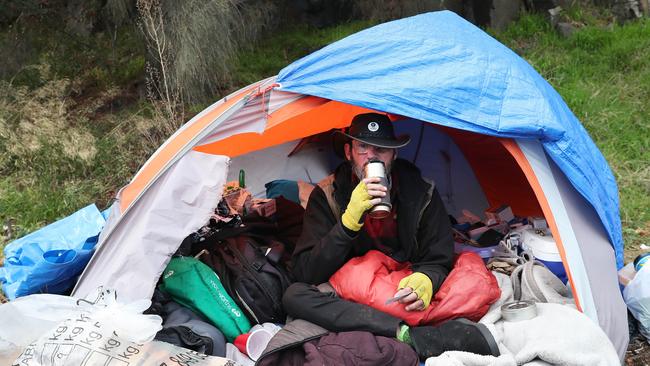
[485,204,514,224]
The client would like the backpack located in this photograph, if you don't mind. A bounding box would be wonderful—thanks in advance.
[198,234,293,324]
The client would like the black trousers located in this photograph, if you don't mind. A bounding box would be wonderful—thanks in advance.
[282,282,402,337]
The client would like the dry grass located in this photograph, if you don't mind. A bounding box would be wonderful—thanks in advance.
[0,74,98,166]
[137,0,276,104]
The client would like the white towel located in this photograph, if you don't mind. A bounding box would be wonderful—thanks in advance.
[425,351,517,366]
[500,302,619,365]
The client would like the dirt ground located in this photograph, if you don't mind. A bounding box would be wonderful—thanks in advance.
[627,338,650,365]
[626,319,650,366]
[625,249,650,365]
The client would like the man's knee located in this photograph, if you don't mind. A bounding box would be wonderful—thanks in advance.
[283,282,337,316]
[283,282,312,314]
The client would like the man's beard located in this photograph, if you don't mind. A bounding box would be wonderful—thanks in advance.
[350,156,365,181]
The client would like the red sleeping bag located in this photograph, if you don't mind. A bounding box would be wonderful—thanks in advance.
[329,250,500,326]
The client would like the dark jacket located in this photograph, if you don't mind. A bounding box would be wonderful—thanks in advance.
[292,158,454,293]
[256,319,418,366]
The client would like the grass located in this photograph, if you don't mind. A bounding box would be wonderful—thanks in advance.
[0,21,151,250]
[233,21,377,86]
[0,10,648,266]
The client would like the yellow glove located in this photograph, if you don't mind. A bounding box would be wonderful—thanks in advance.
[398,272,433,310]
[341,180,374,231]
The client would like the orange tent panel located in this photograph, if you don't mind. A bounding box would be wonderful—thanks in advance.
[193,100,385,157]
[440,127,544,218]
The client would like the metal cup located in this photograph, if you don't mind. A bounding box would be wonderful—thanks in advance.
[364,160,391,219]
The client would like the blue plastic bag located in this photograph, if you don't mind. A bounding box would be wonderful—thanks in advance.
[0,204,106,300]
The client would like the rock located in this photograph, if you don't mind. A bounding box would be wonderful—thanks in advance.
[556,22,575,37]
[641,0,650,15]
[490,0,522,31]
[548,6,563,27]
[613,0,644,21]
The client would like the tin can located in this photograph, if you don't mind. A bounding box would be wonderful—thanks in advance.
[364,160,391,219]
[501,300,537,322]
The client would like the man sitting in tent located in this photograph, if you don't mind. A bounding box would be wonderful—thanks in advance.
[282,113,500,360]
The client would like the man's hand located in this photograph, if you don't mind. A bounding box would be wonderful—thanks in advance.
[341,177,386,231]
[396,272,433,311]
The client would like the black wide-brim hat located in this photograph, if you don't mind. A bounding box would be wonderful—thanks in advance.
[333,113,411,157]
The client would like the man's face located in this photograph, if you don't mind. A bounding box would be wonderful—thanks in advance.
[344,140,396,180]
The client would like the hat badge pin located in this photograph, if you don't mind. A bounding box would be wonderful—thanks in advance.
[368,122,379,132]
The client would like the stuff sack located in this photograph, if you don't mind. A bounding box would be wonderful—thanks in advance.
[159,257,251,342]
[0,204,105,300]
[201,235,293,324]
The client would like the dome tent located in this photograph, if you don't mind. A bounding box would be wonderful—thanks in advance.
[73,11,628,359]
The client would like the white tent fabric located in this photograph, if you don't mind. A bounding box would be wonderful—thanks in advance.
[227,139,332,198]
[73,152,229,301]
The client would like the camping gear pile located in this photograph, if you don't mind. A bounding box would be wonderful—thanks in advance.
[0,9,632,365]
[142,181,303,363]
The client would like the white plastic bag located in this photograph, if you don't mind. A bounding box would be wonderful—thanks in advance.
[87,288,163,344]
[0,288,163,365]
[14,314,238,366]
[624,263,650,338]
[0,294,86,363]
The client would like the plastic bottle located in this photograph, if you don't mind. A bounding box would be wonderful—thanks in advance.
[238,169,246,188]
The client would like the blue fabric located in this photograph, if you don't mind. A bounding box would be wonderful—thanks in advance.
[276,11,623,268]
[101,207,112,221]
[265,179,300,204]
[0,204,106,299]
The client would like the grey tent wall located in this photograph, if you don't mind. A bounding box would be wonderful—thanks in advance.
[548,154,629,361]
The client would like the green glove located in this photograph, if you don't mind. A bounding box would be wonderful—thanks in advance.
[398,272,433,310]
[341,180,374,231]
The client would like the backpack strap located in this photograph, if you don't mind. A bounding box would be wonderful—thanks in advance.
[317,174,341,218]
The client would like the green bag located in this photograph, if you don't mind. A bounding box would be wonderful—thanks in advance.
[159,256,251,341]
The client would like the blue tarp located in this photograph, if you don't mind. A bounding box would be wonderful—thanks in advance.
[0,204,106,299]
[277,10,623,267]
